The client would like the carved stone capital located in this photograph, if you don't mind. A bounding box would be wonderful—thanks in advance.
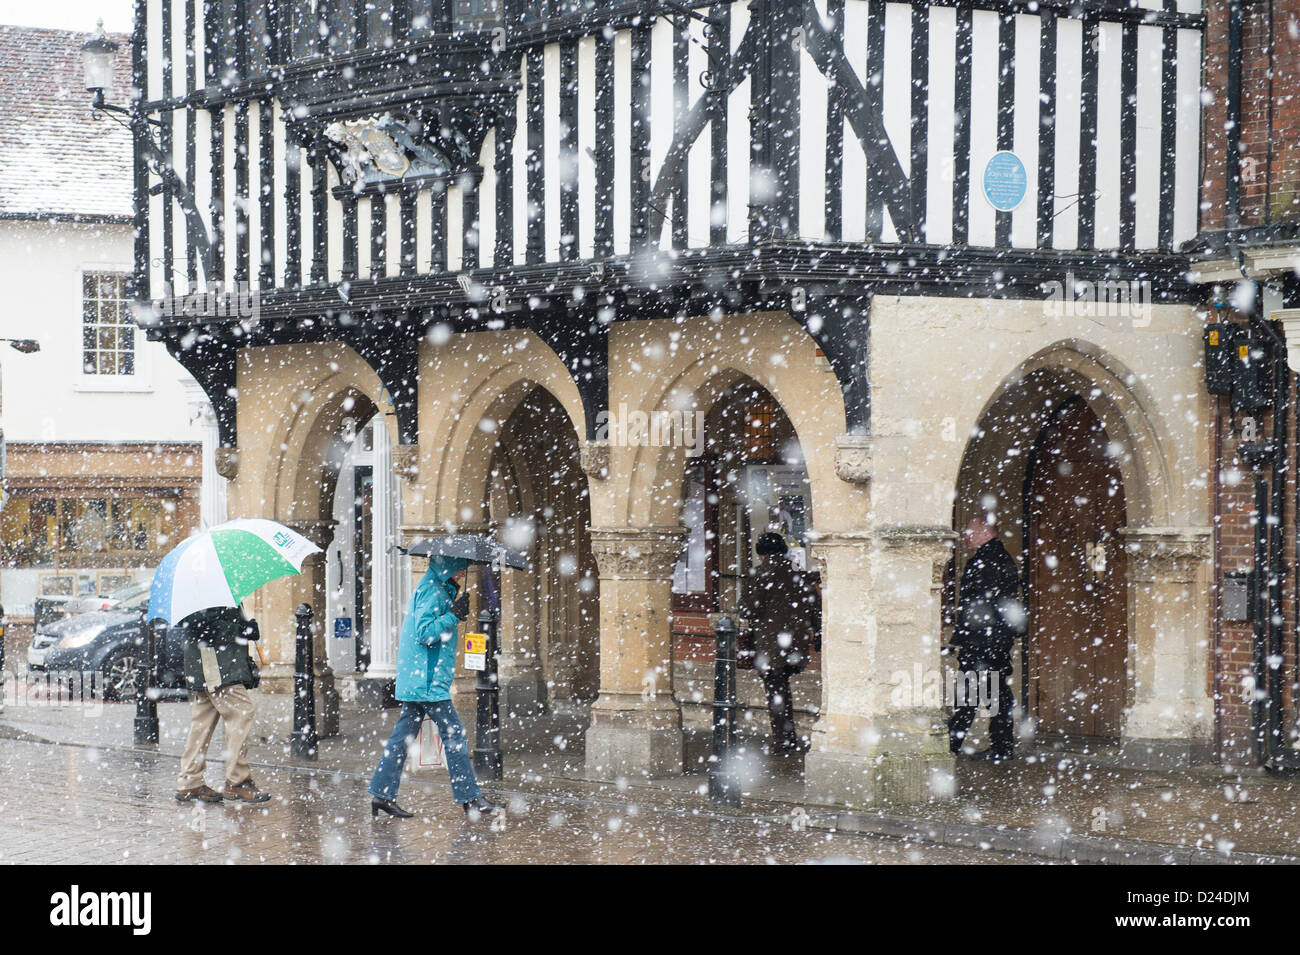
[834,434,872,485]
[589,526,686,580]
[398,522,497,553]
[876,527,957,589]
[393,443,419,483]
[215,447,240,481]
[808,527,955,589]
[580,440,610,481]
[1120,527,1212,584]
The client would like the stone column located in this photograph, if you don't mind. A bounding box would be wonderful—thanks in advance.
[180,381,229,529]
[584,525,686,778]
[355,424,406,707]
[804,527,958,806]
[285,519,341,738]
[498,524,546,718]
[1118,527,1214,767]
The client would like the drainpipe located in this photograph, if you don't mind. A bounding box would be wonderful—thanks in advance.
[1251,457,1270,762]
[1239,292,1292,766]
[1225,0,1244,233]
[1268,327,1287,761]
[1212,387,1225,760]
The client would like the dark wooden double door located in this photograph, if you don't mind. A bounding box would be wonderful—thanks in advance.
[1026,399,1128,740]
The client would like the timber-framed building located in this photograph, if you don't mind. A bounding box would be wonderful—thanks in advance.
[130,0,1265,801]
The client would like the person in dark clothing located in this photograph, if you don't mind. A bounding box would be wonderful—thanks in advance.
[738,532,821,755]
[176,605,269,803]
[947,516,1024,761]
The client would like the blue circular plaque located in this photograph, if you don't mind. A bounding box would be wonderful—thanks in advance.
[982,151,1028,212]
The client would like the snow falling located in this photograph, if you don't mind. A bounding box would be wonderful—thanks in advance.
[0,0,1293,892]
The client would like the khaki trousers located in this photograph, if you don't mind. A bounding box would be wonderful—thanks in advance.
[176,684,255,791]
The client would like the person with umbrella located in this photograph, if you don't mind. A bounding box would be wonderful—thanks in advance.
[152,519,324,805]
[175,605,269,804]
[368,548,505,819]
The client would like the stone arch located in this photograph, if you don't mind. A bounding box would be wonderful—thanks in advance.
[417,330,587,528]
[954,338,1176,535]
[231,343,400,727]
[243,343,400,529]
[952,337,1210,758]
[620,312,850,531]
[412,330,597,716]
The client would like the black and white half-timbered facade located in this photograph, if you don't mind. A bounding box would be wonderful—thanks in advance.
[133,0,1220,801]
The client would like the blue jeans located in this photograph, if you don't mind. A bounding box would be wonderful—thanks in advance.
[368,701,481,805]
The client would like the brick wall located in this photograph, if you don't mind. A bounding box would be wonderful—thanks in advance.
[1211,359,1300,765]
[1202,0,1300,231]
[1214,391,1259,763]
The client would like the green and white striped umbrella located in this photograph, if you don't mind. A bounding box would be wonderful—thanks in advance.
[147,518,321,623]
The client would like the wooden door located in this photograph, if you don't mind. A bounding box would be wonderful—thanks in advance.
[1027,399,1128,739]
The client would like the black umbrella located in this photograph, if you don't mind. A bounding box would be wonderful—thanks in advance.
[400,534,530,570]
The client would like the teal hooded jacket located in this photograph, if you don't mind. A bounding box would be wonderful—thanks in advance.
[394,555,469,702]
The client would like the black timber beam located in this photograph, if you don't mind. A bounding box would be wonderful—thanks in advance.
[163,331,239,448]
[340,311,422,446]
[523,307,610,442]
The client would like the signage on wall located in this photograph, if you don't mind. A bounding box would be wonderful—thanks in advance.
[982,151,1028,212]
[463,632,487,672]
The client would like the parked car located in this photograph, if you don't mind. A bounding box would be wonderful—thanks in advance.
[28,592,187,702]
[61,581,152,616]
[32,594,80,631]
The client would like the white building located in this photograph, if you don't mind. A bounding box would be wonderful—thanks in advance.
[0,24,215,644]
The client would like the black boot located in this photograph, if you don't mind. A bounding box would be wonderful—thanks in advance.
[371,796,414,818]
[462,796,504,818]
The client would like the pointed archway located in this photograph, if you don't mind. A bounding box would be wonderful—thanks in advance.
[952,341,1211,763]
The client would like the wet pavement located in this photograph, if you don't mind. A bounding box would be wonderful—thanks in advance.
[0,736,1036,864]
[3,686,1300,862]
[935,756,1300,858]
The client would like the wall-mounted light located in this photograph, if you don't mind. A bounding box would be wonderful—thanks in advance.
[81,20,120,110]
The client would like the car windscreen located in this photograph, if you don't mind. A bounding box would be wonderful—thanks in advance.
[107,583,150,603]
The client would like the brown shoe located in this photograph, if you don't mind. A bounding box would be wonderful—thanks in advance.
[223,779,271,803]
[176,785,224,803]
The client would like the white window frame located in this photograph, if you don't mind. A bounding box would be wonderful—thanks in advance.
[75,266,154,393]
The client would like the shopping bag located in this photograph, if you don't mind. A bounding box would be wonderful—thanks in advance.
[417,718,446,769]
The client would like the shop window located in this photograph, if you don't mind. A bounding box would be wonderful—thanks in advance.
[453,0,503,28]
[0,494,178,567]
[743,394,778,462]
[82,272,134,377]
[672,463,715,610]
[1,497,56,567]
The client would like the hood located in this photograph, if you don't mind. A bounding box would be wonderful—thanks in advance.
[37,608,137,639]
[422,555,469,588]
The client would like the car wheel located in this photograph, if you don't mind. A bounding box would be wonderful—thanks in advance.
[101,649,140,702]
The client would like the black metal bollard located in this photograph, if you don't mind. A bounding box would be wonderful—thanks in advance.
[291,603,318,759]
[133,612,160,745]
[472,607,502,779]
[709,615,740,806]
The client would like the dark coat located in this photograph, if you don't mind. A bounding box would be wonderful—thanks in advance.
[951,538,1024,665]
[181,607,260,693]
[738,554,821,672]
